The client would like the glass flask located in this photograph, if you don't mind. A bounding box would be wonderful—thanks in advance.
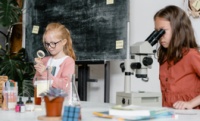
[68,74,80,106]
[66,74,82,120]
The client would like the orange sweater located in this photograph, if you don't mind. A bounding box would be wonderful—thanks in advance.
[33,56,75,92]
[159,49,200,109]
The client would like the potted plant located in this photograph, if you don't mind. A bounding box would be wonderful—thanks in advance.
[0,46,35,96]
[40,87,67,117]
[0,0,34,97]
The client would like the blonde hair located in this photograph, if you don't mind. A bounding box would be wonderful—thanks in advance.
[43,22,76,60]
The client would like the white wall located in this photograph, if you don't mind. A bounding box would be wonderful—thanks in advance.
[85,0,200,104]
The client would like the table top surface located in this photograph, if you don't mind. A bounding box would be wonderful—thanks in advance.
[1,98,200,121]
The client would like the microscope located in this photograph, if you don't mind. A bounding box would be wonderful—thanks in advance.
[116,29,165,106]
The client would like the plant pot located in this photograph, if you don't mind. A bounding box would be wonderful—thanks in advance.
[44,96,64,117]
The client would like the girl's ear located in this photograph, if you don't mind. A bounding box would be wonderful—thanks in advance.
[62,39,67,45]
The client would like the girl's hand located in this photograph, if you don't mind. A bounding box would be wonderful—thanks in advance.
[35,58,43,64]
[173,101,193,110]
[34,58,46,75]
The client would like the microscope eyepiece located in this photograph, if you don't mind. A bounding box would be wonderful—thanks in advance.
[145,30,157,43]
[145,29,165,46]
[150,29,165,46]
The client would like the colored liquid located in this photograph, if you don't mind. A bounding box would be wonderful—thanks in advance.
[34,87,41,105]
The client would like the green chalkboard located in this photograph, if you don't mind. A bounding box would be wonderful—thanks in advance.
[25,0,128,62]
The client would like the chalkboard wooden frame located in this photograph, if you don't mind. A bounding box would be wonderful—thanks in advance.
[25,0,129,62]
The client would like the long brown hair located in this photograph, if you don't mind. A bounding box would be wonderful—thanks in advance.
[43,22,76,60]
[154,5,198,65]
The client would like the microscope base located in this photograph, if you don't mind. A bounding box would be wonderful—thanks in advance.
[116,92,162,107]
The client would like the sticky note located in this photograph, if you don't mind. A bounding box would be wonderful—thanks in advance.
[192,0,200,11]
[116,40,124,49]
[32,25,40,34]
[106,0,114,5]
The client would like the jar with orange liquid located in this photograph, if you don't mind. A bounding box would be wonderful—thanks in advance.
[34,67,52,106]
[34,86,41,105]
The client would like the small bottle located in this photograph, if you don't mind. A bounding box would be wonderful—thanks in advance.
[16,97,22,112]
[2,81,8,111]
[26,97,33,104]
[15,102,20,112]
[15,105,20,112]
[17,97,25,113]
[26,97,34,111]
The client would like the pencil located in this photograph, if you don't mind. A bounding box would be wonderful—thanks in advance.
[93,112,113,118]
[93,112,131,121]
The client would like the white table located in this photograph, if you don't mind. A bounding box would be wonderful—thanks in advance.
[1,98,200,121]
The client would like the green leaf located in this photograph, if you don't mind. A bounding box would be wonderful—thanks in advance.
[0,57,23,81]
[0,0,22,27]
[0,48,35,95]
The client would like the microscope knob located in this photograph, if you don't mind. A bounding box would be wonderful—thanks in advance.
[120,62,125,72]
[130,62,141,69]
[143,57,153,66]
[122,98,126,104]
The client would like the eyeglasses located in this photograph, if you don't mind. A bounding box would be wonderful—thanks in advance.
[44,40,62,48]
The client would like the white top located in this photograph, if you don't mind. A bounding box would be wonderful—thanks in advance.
[47,56,68,76]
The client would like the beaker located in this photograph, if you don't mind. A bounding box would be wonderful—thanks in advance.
[34,66,52,105]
